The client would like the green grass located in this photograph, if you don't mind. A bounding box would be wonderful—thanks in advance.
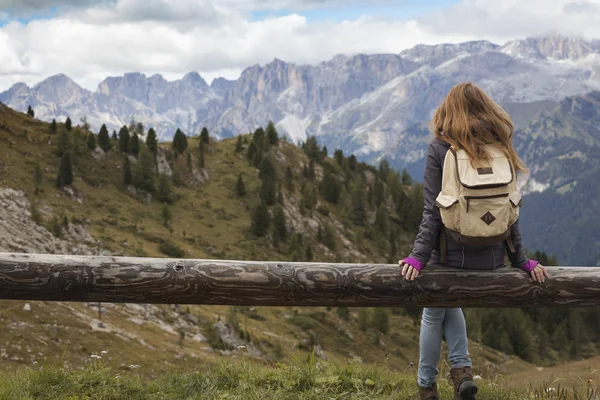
[0,357,574,400]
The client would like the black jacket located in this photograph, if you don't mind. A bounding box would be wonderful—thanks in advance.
[408,137,529,269]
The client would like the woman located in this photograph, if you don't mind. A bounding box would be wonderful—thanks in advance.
[399,82,549,400]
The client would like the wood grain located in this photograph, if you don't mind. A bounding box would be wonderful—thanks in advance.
[0,252,598,307]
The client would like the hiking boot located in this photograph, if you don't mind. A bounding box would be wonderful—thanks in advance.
[418,382,439,400]
[450,367,478,400]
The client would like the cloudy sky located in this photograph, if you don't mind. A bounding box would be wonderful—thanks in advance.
[1,0,600,90]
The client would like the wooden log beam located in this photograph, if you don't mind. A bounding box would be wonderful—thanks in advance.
[0,252,598,307]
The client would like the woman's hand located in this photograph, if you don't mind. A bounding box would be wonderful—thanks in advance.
[530,264,549,283]
[399,260,420,281]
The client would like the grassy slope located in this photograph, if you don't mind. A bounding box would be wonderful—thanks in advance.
[0,104,595,394]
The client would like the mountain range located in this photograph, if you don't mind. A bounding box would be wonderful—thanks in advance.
[1,33,600,265]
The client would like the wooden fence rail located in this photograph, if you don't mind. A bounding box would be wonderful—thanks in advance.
[0,252,598,307]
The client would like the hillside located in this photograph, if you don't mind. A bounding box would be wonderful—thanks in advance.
[516,91,600,265]
[0,103,598,389]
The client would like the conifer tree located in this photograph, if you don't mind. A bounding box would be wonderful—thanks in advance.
[235,135,244,153]
[304,136,320,161]
[98,124,111,152]
[129,133,140,156]
[112,130,117,141]
[27,105,35,117]
[118,126,130,153]
[86,133,97,150]
[321,168,340,203]
[133,147,155,192]
[375,204,389,237]
[247,140,257,163]
[307,160,316,180]
[321,223,336,250]
[200,127,210,144]
[56,151,74,188]
[156,174,174,204]
[320,146,328,159]
[401,168,413,185]
[252,127,266,150]
[334,149,344,166]
[260,178,277,206]
[50,119,57,134]
[236,174,246,196]
[374,179,385,207]
[146,128,158,155]
[252,148,265,169]
[57,130,71,156]
[272,205,287,243]
[379,159,390,181]
[348,154,358,171]
[351,186,366,226]
[123,157,133,185]
[172,129,188,155]
[266,121,279,146]
[251,202,270,237]
[65,117,72,131]
[259,154,277,182]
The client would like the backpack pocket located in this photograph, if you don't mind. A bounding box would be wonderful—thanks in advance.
[463,193,511,237]
[435,193,460,231]
[508,192,522,225]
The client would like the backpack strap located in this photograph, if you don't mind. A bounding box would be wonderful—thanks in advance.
[440,227,447,264]
[506,235,516,253]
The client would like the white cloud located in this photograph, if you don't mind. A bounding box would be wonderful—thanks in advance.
[2,0,600,91]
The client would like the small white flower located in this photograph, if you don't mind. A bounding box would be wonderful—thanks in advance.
[90,354,102,359]
[473,375,482,380]
[237,346,246,349]
[129,364,140,369]
[101,351,108,354]
[546,388,556,393]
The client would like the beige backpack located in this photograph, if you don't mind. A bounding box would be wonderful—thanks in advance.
[435,144,522,259]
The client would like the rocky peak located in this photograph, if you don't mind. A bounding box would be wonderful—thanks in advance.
[400,40,499,65]
[500,35,600,60]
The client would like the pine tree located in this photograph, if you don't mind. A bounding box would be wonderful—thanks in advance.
[321,223,336,250]
[252,127,266,150]
[118,126,130,153]
[259,154,277,182]
[307,160,316,180]
[86,133,97,150]
[266,120,279,146]
[123,157,133,185]
[348,155,358,171]
[172,129,188,155]
[285,167,294,192]
[156,174,174,204]
[146,128,158,155]
[197,140,205,169]
[379,159,390,181]
[320,146,328,159]
[305,245,313,261]
[65,117,72,131]
[260,178,277,206]
[50,119,57,134]
[133,147,155,192]
[129,133,140,156]
[56,152,74,188]
[334,149,344,166]
[236,174,246,196]
[247,140,258,163]
[98,124,111,152]
[235,135,244,153]
[200,127,210,144]
[401,169,413,185]
[112,130,117,141]
[374,179,385,207]
[321,168,340,203]
[252,148,265,169]
[351,187,366,226]
[272,205,287,243]
[27,105,35,118]
[375,204,389,236]
[251,202,270,237]
[57,130,71,156]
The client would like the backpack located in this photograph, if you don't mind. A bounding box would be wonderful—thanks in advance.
[435,144,522,261]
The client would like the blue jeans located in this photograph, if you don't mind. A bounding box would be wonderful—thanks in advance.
[418,308,472,388]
